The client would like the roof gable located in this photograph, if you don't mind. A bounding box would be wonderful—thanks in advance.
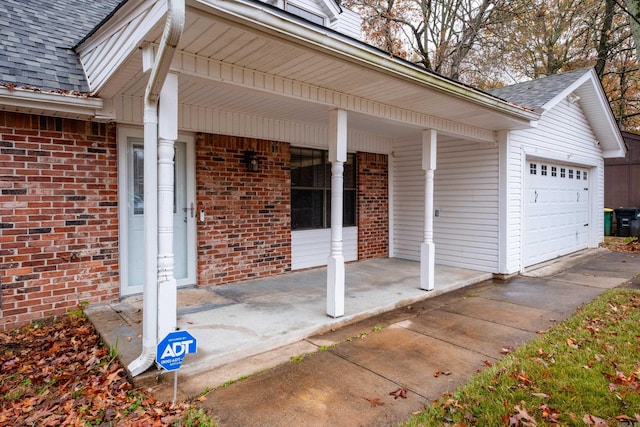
[0,0,122,92]
[489,69,626,158]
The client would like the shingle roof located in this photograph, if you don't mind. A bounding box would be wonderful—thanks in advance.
[486,68,592,111]
[0,0,123,93]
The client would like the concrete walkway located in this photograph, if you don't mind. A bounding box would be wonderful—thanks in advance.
[87,250,640,426]
[87,258,493,385]
[202,250,639,426]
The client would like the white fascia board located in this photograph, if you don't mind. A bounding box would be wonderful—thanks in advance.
[539,70,592,113]
[190,0,540,124]
[0,87,103,119]
[75,0,166,94]
[538,69,626,159]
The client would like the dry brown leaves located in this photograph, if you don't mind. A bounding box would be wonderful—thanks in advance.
[600,236,640,253]
[0,314,197,426]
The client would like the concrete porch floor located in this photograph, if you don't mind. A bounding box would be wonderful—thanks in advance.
[86,258,493,387]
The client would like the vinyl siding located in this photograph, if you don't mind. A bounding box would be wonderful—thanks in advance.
[506,98,605,273]
[291,227,358,270]
[392,138,499,272]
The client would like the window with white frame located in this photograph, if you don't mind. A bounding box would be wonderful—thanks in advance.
[291,147,356,230]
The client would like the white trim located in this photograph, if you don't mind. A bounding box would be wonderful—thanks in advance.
[497,130,509,274]
[171,50,500,143]
[522,145,600,168]
[191,0,539,124]
[0,87,102,119]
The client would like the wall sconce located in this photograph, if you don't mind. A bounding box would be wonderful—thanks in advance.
[244,150,259,172]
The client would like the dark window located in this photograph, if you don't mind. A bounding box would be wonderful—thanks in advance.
[291,147,356,230]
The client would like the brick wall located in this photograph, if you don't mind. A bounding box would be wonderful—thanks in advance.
[196,134,291,286]
[357,152,389,259]
[0,112,119,329]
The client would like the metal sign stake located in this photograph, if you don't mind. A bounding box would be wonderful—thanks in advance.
[173,370,178,405]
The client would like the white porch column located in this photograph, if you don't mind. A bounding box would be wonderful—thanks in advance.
[421,129,437,290]
[157,73,178,340]
[327,109,347,318]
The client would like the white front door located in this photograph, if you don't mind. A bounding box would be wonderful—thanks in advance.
[524,160,590,267]
[118,131,196,296]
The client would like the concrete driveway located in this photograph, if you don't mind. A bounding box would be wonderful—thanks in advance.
[129,250,639,426]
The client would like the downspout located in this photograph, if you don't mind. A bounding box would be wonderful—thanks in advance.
[128,0,185,378]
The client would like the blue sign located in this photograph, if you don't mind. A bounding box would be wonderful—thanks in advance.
[156,330,197,371]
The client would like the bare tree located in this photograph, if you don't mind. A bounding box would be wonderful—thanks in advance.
[344,0,505,80]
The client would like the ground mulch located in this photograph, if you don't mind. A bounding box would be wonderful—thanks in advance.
[0,313,202,426]
[601,236,640,252]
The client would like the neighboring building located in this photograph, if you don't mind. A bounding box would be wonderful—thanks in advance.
[0,0,625,368]
[605,131,640,210]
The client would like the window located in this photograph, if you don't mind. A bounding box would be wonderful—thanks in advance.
[569,169,574,179]
[530,163,537,175]
[551,166,557,177]
[560,168,566,178]
[132,144,145,214]
[285,3,325,25]
[541,165,548,176]
[583,171,588,180]
[291,147,356,230]
[576,170,581,180]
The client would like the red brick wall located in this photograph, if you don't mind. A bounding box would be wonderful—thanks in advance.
[0,112,119,329]
[357,152,389,259]
[196,134,291,286]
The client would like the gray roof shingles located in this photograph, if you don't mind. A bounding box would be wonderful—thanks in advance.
[486,68,592,111]
[0,0,123,93]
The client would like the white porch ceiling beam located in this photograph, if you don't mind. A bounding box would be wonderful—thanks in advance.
[170,50,499,143]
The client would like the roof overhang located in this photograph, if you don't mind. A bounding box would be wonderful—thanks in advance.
[0,86,103,119]
[540,69,626,159]
[75,0,540,143]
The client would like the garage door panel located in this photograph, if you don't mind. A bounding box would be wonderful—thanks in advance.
[525,160,590,267]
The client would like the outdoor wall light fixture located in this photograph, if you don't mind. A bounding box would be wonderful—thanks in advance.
[244,150,259,172]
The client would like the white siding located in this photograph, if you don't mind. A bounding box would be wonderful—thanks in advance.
[391,140,424,261]
[506,98,605,273]
[291,227,358,270]
[392,138,499,272]
[329,9,362,40]
[435,140,499,272]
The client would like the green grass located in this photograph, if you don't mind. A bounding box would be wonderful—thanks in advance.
[405,288,640,426]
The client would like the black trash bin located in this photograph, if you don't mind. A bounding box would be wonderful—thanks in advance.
[614,207,640,237]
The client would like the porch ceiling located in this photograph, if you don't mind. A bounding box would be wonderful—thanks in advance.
[103,1,536,141]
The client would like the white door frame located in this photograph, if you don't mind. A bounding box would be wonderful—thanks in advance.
[117,126,197,296]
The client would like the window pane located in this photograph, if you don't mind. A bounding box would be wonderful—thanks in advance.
[291,147,324,188]
[326,189,356,227]
[133,144,144,215]
[343,190,356,226]
[291,189,324,229]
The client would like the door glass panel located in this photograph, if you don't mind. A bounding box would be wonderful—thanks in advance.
[126,139,189,288]
[133,145,144,215]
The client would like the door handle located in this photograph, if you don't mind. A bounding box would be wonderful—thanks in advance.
[183,203,195,217]
[577,192,579,202]
[534,190,538,203]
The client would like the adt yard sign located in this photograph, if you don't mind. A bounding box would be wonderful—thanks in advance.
[156,330,197,371]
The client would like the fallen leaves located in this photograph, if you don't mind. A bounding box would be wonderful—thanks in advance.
[364,396,385,407]
[389,387,408,399]
[0,314,204,426]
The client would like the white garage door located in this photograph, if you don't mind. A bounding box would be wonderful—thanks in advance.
[524,160,590,267]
